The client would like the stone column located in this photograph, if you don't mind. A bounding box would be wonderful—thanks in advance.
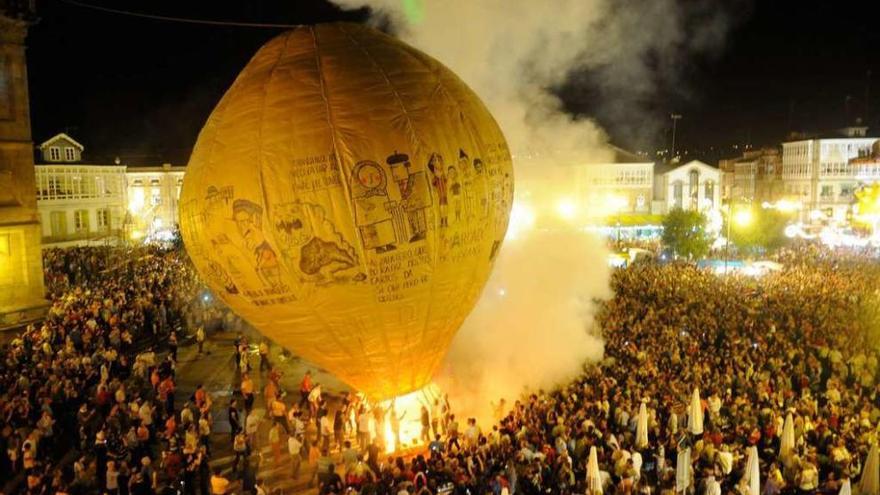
[0,2,49,328]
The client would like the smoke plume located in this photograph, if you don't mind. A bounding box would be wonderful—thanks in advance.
[331,0,737,420]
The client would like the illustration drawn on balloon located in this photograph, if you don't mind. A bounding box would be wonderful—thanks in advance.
[180,23,513,452]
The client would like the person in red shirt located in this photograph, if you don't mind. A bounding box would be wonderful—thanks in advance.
[299,371,313,408]
[158,376,175,416]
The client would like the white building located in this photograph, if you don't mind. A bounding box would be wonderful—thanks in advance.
[513,147,654,222]
[35,134,127,245]
[652,160,721,215]
[781,127,878,222]
[719,148,783,205]
[34,133,185,245]
[576,146,655,216]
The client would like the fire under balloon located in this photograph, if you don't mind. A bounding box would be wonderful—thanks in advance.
[369,383,441,454]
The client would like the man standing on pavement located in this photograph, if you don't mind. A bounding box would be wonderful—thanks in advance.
[259,339,271,373]
[228,399,241,441]
[288,432,303,478]
[195,326,206,355]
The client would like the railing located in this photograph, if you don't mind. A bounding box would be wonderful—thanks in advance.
[42,229,124,245]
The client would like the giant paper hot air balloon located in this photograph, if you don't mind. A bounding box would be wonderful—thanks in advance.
[179,23,513,400]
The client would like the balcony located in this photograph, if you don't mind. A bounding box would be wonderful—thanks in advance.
[41,229,124,246]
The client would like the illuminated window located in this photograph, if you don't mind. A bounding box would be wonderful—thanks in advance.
[96,209,110,229]
[74,210,90,232]
[50,212,67,237]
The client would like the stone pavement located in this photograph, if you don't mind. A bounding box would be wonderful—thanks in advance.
[172,325,351,494]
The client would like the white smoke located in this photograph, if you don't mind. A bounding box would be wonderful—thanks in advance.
[331,0,738,421]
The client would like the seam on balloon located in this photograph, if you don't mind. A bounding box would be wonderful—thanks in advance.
[406,46,490,387]
[311,24,384,394]
[337,23,432,395]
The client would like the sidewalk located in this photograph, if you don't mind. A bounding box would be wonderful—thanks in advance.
[172,325,350,494]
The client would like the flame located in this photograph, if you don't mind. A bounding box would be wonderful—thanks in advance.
[378,384,441,454]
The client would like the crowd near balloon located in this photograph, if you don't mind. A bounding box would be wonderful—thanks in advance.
[2,240,880,495]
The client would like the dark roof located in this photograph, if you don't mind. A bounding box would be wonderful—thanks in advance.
[581,144,652,165]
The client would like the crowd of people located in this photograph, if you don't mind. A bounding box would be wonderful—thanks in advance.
[4,242,880,495]
[298,245,880,495]
[0,246,214,494]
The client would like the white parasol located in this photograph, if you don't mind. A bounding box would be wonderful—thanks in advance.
[587,446,603,495]
[780,412,795,460]
[688,388,703,435]
[859,443,879,495]
[636,400,649,448]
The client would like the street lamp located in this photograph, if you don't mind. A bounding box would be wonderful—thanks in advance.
[724,202,752,273]
[670,114,683,161]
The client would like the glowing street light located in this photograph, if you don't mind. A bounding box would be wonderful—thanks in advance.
[724,202,753,273]
[556,198,577,221]
[734,208,753,227]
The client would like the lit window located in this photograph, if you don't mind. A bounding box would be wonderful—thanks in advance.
[97,209,110,229]
[74,210,90,232]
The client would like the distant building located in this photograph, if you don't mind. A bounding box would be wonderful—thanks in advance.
[34,133,184,246]
[781,127,878,222]
[38,132,83,163]
[35,133,127,245]
[577,146,655,217]
[849,140,880,189]
[719,148,783,204]
[652,160,721,215]
[124,163,185,241]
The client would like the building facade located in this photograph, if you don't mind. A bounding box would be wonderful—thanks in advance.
[34,133,184,245]
[652,160,721,215]
[781,127,878,222]
[576,146,655,217]
[0,2,48,327]
[125,164,185,241]
[719,148,783,204]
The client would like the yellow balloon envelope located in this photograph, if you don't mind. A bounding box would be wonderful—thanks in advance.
[180,23,513,400]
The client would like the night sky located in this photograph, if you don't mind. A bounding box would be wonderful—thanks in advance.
[23,0,880,165]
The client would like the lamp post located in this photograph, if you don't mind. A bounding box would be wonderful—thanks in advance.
[724,202,733,273]
[670,114,683,161]
[724,201,752,273]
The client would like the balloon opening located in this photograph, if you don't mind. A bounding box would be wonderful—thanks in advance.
[378,383,441,454]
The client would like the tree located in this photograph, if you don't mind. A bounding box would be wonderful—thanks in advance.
[661,208,712,259]
[728,208,791,255]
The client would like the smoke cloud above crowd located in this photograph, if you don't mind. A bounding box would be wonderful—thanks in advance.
[331,0,738,419]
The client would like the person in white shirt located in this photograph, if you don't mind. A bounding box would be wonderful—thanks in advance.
[288,433,303,477]
[357,407,372,452]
